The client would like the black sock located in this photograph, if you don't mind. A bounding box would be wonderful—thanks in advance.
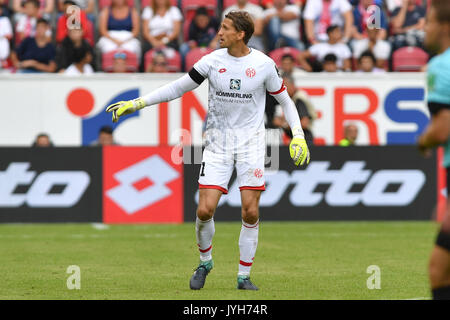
[432,285,450,300]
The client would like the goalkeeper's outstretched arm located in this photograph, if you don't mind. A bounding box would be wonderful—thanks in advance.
[141,71,201,106]
[106,71,201,122]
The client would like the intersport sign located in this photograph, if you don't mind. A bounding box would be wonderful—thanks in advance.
[0,148,102,222]
[184,146,437,221]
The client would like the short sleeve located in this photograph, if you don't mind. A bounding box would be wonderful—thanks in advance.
[16,17,25,33]
[308,43,320,56]
[285,4,300,17]
[0,18,12,37]
[169,6,182,22]
[142,7,153,20]
[263,8,276,19]
[303,0,318,20]
[391,7,400,18]
[339,0,352,13]
[251,5,264,20]
[418,6,426,18]
[192,52,212,78]
[428,69,450,106]
[340,44,352,59]
[266,61,285,95]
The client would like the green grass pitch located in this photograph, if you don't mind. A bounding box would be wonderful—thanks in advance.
[0,221,439,300]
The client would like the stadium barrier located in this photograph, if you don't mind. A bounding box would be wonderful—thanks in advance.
[0,73,428,147]
[0,146,439,223]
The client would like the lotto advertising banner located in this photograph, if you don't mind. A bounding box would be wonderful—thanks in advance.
[184,146,437,222]
[102,146,183,223]
[0,73,427,147]
[0,148,102,223]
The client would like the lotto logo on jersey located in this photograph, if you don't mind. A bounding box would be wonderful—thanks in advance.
[103,146,183,223]
[230,79,241,90]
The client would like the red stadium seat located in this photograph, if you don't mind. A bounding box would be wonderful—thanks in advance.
[223,0,260,9]
[185,47,214,71]
[84,18,95,47]
[392,46,429,72]
[182,0,217,21]
[144,47,182,72]
[268,47,302,66]
[99,0,135,10]
[102,50,139,72]
[183,18,192,42]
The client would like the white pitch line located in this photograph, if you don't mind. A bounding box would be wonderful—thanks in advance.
[402,297,431,300]
[91,223,110,231]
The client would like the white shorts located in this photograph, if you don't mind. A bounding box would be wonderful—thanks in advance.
[198,146,265,194]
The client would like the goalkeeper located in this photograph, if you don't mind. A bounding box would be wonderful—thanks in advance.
[106,11,310,291]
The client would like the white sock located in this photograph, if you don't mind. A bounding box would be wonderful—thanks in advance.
[238,220,259,276]
[196,217,215,262]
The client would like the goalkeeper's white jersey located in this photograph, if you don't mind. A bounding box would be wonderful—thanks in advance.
[192,48,285,152]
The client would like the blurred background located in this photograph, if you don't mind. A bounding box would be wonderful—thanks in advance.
[0,0,444,224]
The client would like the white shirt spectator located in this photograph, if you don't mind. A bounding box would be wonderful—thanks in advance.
[142,6,182,37]
[309,42,351,68]
[0,16,13,60]
[352,39,391,60]
[303,0,352,42]
[263,4,301,40]
[64,63,94,75]
[69,0,90,10]
[356,67,386,73]
[385,0,403,13]
[223,3,264,21]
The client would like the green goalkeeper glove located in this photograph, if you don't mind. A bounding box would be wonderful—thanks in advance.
[289,126,310,166]
[105,97,146,123]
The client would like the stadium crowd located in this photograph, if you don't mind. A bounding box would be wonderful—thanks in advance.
[0,0,432,74]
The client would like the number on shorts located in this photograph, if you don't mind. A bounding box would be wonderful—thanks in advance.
[200,162,206,176]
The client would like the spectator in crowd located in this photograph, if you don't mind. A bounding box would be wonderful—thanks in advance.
[391,0,426,50]
[339,123,358,146]
[279,54,306,77]
[297,25,352,72]
[352,0,388,41]
[0,5,12,67]
[321,53,340,72]
[180,7,219,69]
[91,126,117,146]
[385,0,403,14]
[13,0,54,22]
[111,51,128,73]
[223,0,265,51]
[303,0,353,44]
[97,0,141,60]
[56,0,93,46]
[15,0,41,44]
[356,49,385,73]
[63,43,94,75]
[146,50,170,73]
[58,0,95,23]
[11,18,56,73]
[260,0,306,9]
[142,0,182,50]
[32,133,53,147]
[352,23,391,70]
[263,0,304,51]
[0,0,12,18]
[56,27,94,72]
